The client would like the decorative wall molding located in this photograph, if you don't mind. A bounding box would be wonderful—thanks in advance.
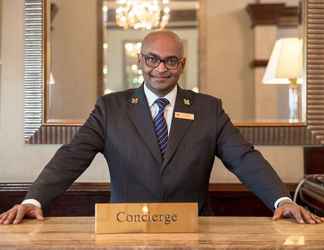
[306,0,324,144]
[238,126,319,145]
[26,125,80,144]
[24,0,43,142]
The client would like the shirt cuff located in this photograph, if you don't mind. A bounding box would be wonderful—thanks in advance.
[21,199,42,208]
[274,197,292,209]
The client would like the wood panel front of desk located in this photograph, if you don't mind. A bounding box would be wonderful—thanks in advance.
[0,183,297,216]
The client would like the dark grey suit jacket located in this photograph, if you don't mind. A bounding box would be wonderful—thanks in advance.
[25,85,289,214]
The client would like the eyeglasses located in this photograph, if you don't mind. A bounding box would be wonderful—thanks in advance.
[141,53,183,70]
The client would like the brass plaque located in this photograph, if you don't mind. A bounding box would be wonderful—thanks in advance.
[95,203,198,234]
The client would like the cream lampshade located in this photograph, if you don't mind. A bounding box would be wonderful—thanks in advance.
[262,37,303,121]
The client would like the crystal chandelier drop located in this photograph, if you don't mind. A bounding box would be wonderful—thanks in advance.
[116,0,170,30]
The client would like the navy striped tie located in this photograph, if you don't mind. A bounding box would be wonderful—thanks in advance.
[153,98,169,158]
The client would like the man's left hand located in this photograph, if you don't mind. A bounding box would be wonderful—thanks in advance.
[272,201,324,224]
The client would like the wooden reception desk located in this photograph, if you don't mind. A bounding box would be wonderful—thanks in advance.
[1,217,324,249]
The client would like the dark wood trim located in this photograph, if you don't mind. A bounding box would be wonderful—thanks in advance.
[304,146,324,175]
[0,182,297,217]
[250,59,268,68]
[0,182,298,192]
[246,3,301,28]
[0,183,110,192]
[209,183,297,192]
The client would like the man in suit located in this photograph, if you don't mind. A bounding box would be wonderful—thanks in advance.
[1,30,323,225]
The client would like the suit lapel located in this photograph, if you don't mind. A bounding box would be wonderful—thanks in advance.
[127,85,162,164]
[161,87,194,173]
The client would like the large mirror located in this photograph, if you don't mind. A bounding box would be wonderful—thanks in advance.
[24,0,324,145]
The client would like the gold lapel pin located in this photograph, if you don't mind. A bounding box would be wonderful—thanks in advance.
[131,97,139,104]
[183,98,191,106]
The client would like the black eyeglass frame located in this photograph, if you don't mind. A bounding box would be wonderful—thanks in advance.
[140,53,184,70]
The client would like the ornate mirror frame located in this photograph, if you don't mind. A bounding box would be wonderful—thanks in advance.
[24,0,324,145]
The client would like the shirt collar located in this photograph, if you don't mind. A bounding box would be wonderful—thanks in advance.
[143,83,177,107]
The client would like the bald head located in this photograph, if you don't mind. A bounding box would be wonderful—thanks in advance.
[141,30,184,57]
[138,30,186,96]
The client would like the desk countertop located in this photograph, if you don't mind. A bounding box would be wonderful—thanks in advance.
[1,217,324,249]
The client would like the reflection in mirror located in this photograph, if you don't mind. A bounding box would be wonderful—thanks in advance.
[45,0,303,126]
[255,25,304,124]
[101,0,199,94]
[45,0,198,123]
[123,41,143,89]
[46,0,99,123]
[262,37,303,122]
[205,0,304,124]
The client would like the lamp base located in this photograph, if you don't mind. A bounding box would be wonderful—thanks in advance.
[288,82,299,122]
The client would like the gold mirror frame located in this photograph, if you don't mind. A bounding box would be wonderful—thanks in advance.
[24,0,324,145]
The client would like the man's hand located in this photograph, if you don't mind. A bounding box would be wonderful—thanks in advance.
[0,204,44,225]
[273,201,324,224]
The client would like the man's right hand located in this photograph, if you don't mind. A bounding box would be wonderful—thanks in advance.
[0,204,44,225]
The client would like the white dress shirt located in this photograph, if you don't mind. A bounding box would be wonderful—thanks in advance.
[22,84,291,209]
[143,83,177,135]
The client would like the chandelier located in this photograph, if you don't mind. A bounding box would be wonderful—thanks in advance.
[116,0,170,30]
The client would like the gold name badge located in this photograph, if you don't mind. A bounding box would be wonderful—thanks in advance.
[174,112,195,121]
[95,203,198,234]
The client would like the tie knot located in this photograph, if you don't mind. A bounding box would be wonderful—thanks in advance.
[155,98,169,110]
